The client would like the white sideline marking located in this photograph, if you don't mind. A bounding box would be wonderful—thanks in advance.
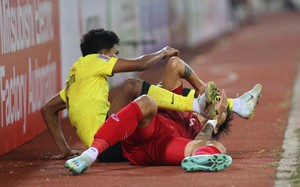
[274,63,300,187]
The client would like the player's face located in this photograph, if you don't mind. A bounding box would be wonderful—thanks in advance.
[106,45,119,58]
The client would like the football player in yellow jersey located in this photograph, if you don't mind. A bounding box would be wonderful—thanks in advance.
[40,28,214,160]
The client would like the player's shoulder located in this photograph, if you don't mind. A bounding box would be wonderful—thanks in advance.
[79,54,108,61]
[97,54,111,62]
[79,54,117,63]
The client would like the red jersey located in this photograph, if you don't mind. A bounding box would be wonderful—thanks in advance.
[157,109,203,139]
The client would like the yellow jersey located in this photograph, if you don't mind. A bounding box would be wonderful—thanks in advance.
[60,54,117,147]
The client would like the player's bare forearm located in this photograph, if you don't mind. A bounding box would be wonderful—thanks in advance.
[194,123,214,141]
[40,94,73,158]
[134,46,179,69]
[113,46,179,73]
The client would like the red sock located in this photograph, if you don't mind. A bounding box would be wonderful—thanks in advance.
[192,145,221,156]
[91,102,142,152]
[90,139,109,154]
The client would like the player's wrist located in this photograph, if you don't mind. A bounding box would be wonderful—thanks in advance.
[161,48,167,59]
[207,119,218,129]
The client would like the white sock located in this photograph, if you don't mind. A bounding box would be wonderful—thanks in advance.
[82,147,98,162]
[193,99,201,113]
[232,98,241,113]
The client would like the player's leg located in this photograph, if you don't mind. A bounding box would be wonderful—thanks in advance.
[228,84,262,119]
[150,136,231,172]
[163,137,192,165]
[65,95,157,175]
[160,56,206,95]
[108,78,144,115]
[109,77,220,119]
[181,140,232,172]
[161,57,263,120]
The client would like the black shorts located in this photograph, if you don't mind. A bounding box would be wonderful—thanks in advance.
[97,142,128,162]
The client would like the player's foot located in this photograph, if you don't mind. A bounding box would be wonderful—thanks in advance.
[234,84,262,119]
[197,81,220,119]
[65,154,92,175]
[181,154,232,172]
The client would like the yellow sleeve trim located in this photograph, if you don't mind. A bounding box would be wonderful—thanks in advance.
[59,88,67,103]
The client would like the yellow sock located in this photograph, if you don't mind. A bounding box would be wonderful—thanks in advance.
[143,82,237,114]
[147,85,194,112]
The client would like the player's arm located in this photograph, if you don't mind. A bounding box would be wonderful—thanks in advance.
[194,123,215,141]
[40,93,79,159]
[194,90,228,141]
[112,46,179,73]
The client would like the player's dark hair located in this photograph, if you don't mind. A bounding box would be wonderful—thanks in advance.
[211,108,233,140]
[80,28,120,56]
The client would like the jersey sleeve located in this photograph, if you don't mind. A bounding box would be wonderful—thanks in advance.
[59,88,67,103]
[96,55,118,76]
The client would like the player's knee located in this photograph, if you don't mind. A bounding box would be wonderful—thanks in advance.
[135,95,157,118]
[123,77,143,95]
[166,56,180,69]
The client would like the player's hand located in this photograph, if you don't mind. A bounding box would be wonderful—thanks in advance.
[162,46,179,59]
[214,89,228,116]
[50,149,80,160]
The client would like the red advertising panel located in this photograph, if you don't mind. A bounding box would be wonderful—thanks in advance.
[0,0,61,155]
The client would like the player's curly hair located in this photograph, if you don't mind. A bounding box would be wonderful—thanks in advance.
[211,108,233,140]
[80,28,120,56]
